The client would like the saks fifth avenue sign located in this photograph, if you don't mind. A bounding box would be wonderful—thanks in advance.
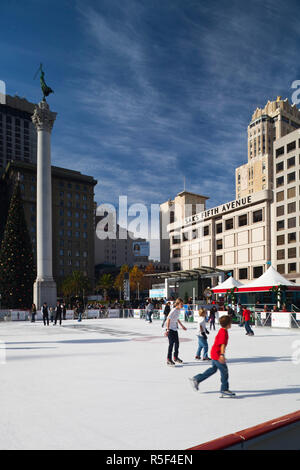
[184,195,252,226]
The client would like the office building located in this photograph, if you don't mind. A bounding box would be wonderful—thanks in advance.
[1,161,97,286]
[161,97,300,285]
[0,95,37,169]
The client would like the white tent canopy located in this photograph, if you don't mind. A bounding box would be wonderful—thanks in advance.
[238,265,299,291]
[212,276,243,292]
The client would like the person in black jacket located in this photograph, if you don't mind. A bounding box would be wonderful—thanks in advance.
[162,302,171,328]
[54,301,63,326]
[42,302,49,326]
[208,306,217,330]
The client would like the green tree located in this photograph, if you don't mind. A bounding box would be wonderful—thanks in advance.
[0,181,36,308]
[96,273,113,300]
[129,265,144,298]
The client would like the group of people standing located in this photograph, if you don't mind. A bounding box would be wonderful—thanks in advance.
[30,302,67,326]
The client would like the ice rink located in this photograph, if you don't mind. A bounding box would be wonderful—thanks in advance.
[0,317,299,450]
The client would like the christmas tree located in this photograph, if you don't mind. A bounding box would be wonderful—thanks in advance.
[0,181,36,308]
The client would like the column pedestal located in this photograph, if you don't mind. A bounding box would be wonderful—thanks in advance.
[34,279,57,310]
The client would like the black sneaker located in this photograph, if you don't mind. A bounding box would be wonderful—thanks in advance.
[167,359,175,367]
[174,357,183,363]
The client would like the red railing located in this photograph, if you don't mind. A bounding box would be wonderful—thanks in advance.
[187,410,300,450]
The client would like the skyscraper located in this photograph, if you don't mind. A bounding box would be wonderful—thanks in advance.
[0,94,37,170]
[236,97,300,198]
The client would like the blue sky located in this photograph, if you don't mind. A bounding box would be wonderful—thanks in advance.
[1,0,300,258]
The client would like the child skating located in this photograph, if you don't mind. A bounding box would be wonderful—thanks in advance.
[189,315,236,397]
[195,308,210,360]
[165,298,187,366]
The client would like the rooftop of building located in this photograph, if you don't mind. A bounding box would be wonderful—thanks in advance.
[0,94,37,115]
[2,160,97,185]
[251,96,300,123]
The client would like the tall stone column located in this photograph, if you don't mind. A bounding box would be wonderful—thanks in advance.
[32,100,57,309]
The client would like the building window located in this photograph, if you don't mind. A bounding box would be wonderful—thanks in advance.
[287,141,296,153]
[253,266,263,278]
[225,218,234,230]
[288,232,296,243]
[216,239,223,250]
[238,214,248,227]
[277,264,285,274]
[182,232,189,242]
[276,176,284,187]
[276,146,284,157]
[203,226,209,236]
[277,249,285,260]
[288,263,297,273]
[253,209,263,223]
[287,187,296,198]
[172,249,181,259]
[277,220,285,231]
[276,191,284,202]
[276,205,284,217]
[287,156,295,168]
[192,229,198,239]
[288,247,297,258]
[288,217,296,229]
[216,223,223,234]
[276,161,284,173]
[239,268,248,280]
[172,235,180,245]
[277,235,285,245]
[288,202,296,214]
[216,255,223,266]
[287,172,296,183]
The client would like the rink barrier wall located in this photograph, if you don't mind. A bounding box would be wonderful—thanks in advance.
[187,410,300,450]
[1,308,299,329]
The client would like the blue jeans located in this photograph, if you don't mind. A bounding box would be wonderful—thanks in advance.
[245,320,253,334]
[193,360,229,392]
[196,335,208,358]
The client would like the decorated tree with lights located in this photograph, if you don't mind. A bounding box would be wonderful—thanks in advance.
[0,181,36,308]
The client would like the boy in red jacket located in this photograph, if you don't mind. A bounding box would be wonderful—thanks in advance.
[242,306,254,336]
[189,315,235,397]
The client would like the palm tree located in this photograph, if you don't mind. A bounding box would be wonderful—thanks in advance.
[96,273,113,301]
[61,270,91,302]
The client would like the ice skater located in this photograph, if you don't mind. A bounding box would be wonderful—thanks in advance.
[145,299,154,323]
[162,301,171,328]
[208,306,217,331]
[195,308,210,360]
[30,303,37,323]
[189,315,236,397]
[42,302,49,326]
[54,301,63,326]
[242,306,254,336]
[165,298,187,366]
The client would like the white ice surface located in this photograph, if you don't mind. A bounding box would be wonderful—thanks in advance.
[0,318,299,450]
